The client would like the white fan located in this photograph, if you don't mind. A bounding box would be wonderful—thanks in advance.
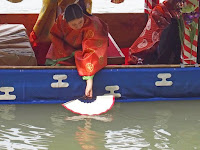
[62,95,115,116]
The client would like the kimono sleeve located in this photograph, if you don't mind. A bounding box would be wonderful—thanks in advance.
[74,19,108,76]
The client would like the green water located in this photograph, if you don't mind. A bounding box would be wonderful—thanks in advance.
[0,100,200,150]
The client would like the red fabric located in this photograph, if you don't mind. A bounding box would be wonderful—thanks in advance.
[107,37,122,57]
[46,14,108,76]
[144,0,160,14]
[29,31,37,46]
[129,1,174,64]
[32,42,51,65]
[120,48,129,65]
[29,31,51,65]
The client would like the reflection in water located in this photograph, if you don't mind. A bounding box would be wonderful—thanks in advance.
[0,101,200,149]
[0,105,16,120]
[0,105,55,150]
[65,114,113,122]
[50,113,66,127]
[153,110,172,149]
[0,123,54,150]
[76,119,97,150]
[66,114,113,150]
[105,127,150,150]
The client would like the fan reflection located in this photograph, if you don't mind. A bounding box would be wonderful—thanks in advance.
[66,114,113,150]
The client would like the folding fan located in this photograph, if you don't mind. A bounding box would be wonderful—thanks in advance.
[62,95,115,116]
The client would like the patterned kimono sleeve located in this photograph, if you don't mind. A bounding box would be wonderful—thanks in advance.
[50,15,75,57]
[74,19,108,76]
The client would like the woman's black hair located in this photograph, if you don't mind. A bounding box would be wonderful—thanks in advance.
[64,4,84,22]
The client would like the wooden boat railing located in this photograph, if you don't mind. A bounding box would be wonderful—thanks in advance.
[0,64,197,69]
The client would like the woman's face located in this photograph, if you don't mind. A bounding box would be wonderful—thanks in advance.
[68,17,84,30]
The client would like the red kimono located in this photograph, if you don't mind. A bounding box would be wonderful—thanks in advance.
[46,14,108,76]
[128,1,177,64]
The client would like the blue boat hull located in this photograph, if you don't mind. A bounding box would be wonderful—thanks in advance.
[0,66,200,104]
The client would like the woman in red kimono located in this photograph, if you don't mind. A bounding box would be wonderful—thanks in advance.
[29,0,92,66]
[46,4,108,98]
[128,0,182,64]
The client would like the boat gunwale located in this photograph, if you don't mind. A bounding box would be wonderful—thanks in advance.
[0,12,145,15]
[0,64,197,69]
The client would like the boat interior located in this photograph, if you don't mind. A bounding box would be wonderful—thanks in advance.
[0,13,196,69]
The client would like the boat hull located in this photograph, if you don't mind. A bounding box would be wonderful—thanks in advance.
[0,65,200,104]
[0,13,199,104]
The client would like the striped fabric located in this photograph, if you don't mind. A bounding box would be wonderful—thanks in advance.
[181,0,199,64]
[144,0,159,14]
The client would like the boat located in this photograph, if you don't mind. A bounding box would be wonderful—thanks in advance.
[0,5,200,104]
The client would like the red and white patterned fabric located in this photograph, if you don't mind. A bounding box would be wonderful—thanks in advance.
[129,1,173,64]
[181,0,199,64]
[145,0,160,14]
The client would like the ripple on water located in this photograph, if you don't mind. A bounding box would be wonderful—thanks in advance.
[0,123,54,150]
[105,127,150,150]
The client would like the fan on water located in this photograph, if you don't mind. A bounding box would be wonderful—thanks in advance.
[62,95,115,116]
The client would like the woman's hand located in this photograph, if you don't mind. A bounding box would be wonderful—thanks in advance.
[85,78,93,98]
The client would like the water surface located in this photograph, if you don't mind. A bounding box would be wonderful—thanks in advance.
[0,1,198,149]
[0,100,200,150]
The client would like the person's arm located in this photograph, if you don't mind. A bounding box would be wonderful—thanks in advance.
[74,17,108,97]
[75,43,103,98]
[82,76,94,98]
[74,18,108,76]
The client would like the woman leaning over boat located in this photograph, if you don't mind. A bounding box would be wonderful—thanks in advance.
[29,0,92,66]
[45,4,108,98]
